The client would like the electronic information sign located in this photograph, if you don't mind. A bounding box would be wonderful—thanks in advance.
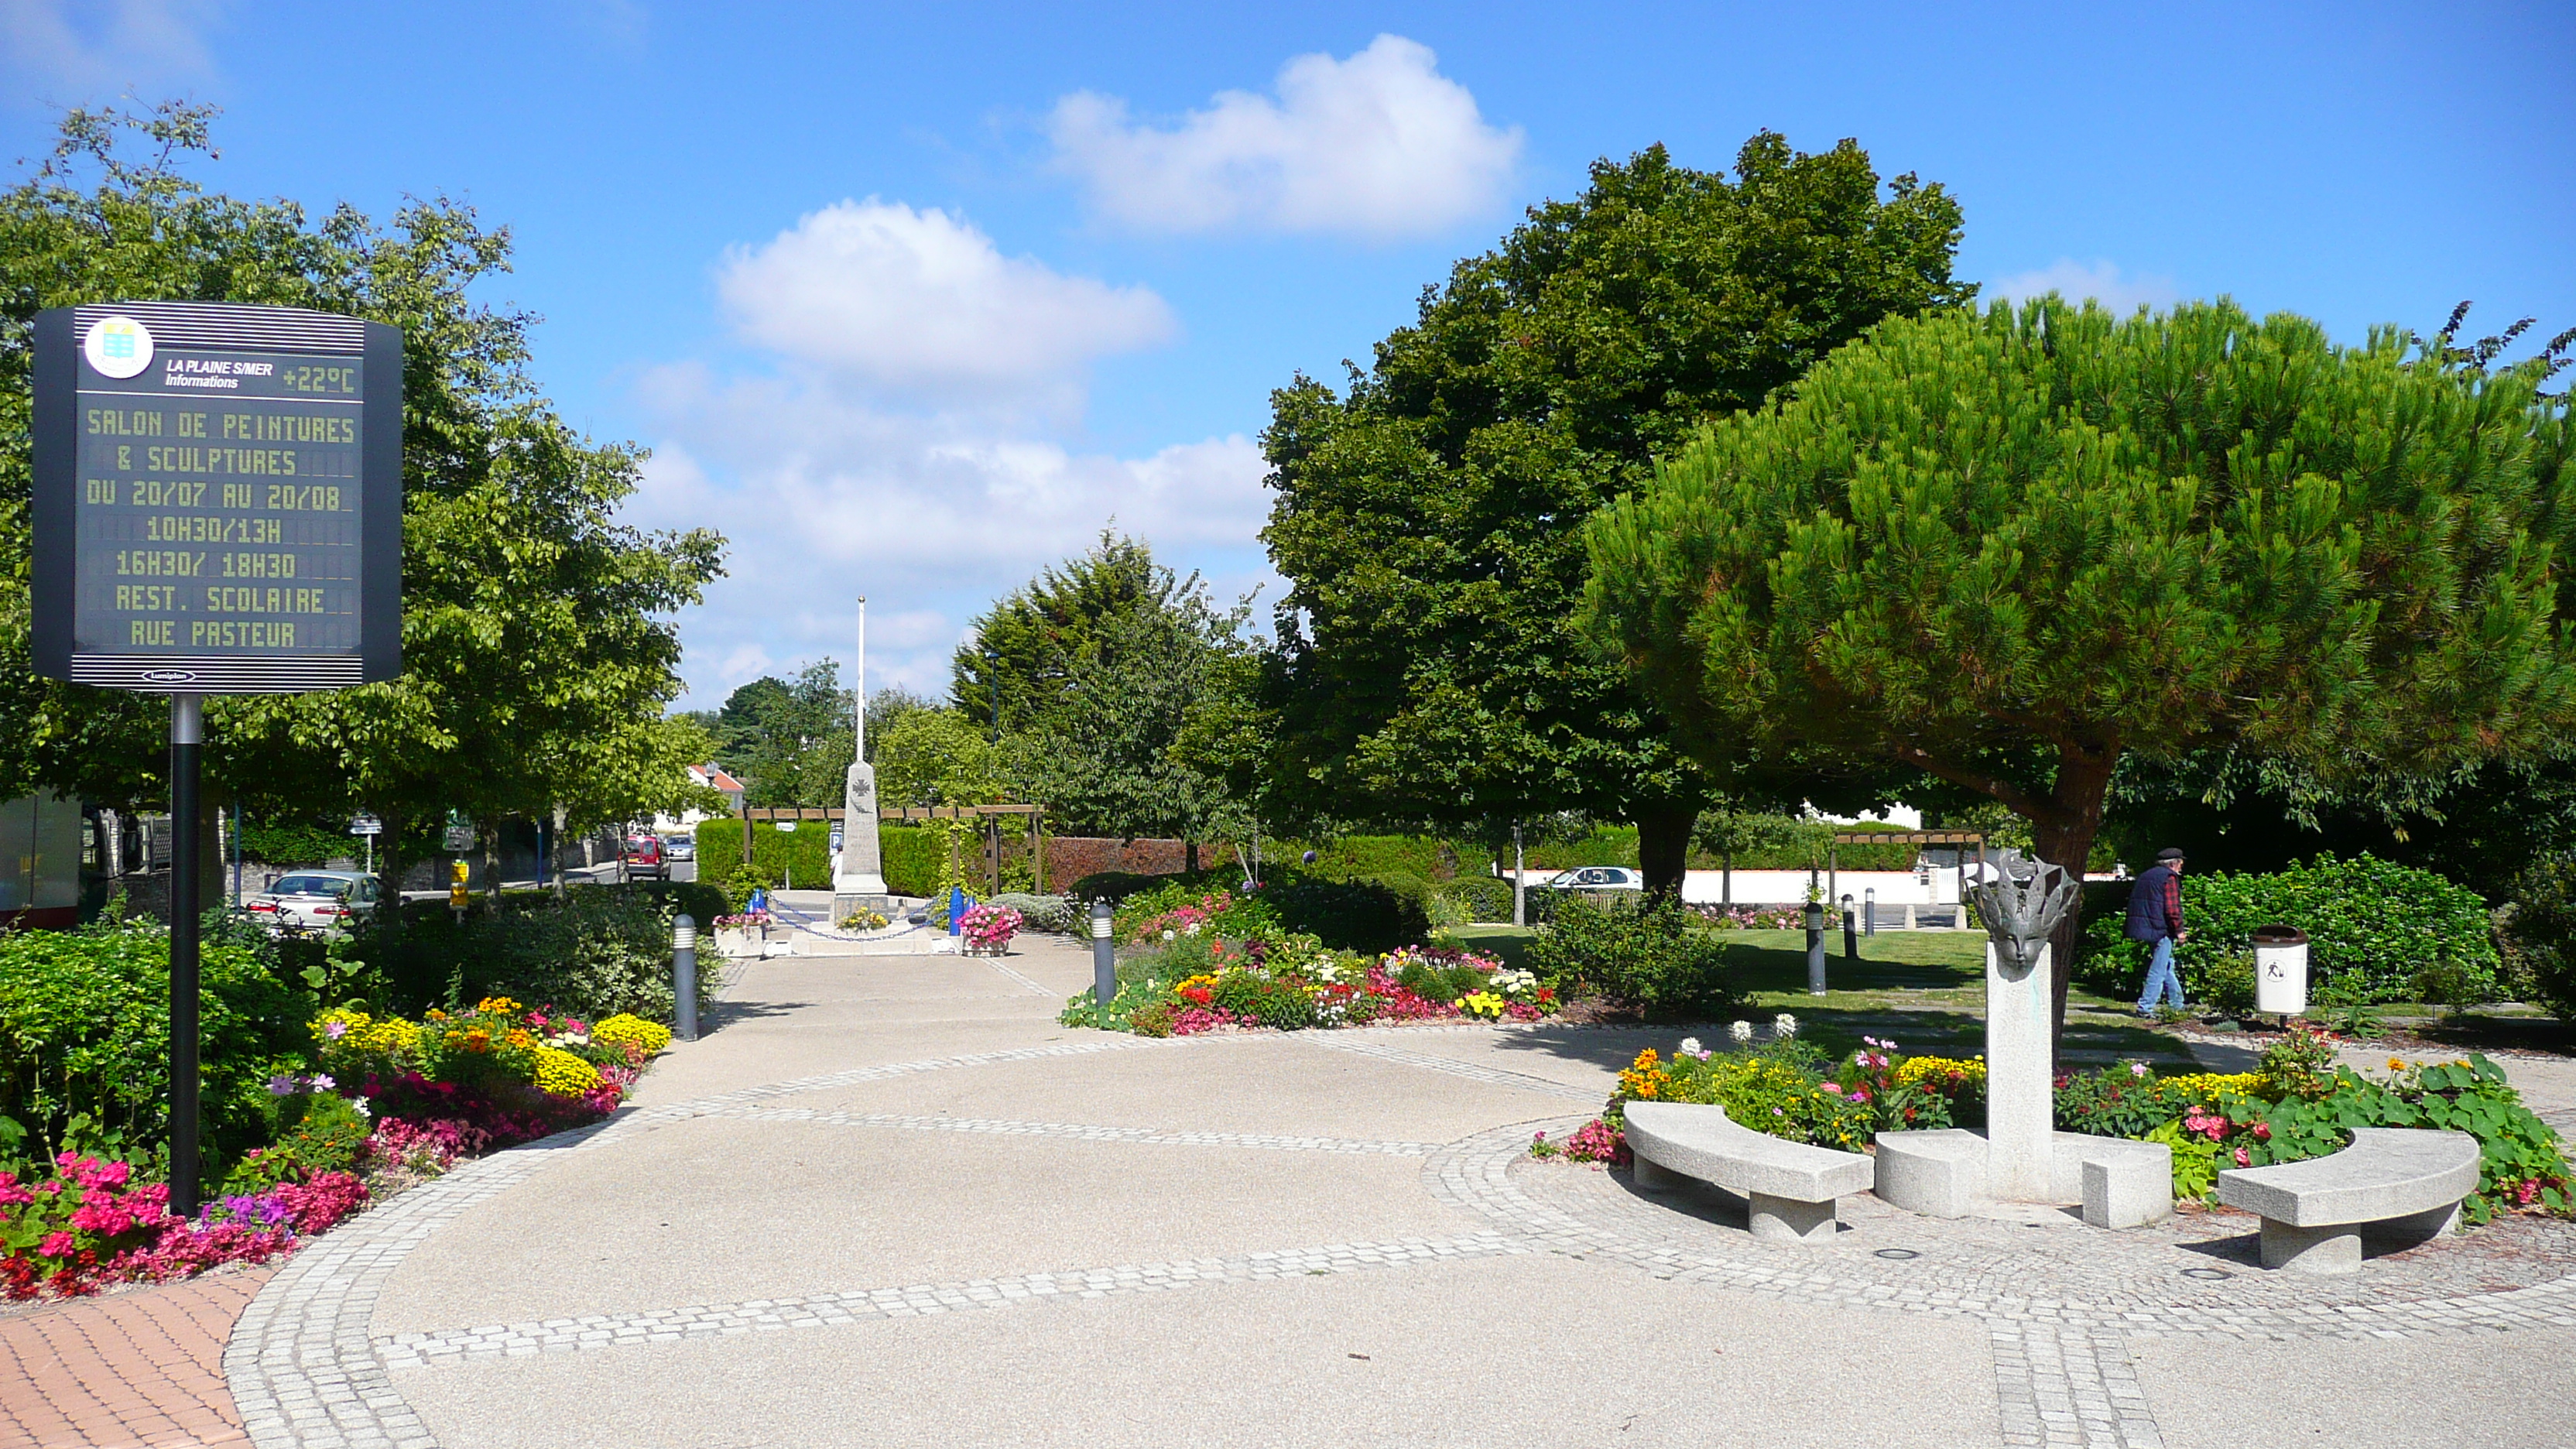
[31,301,402,692]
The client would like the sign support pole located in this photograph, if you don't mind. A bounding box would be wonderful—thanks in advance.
[168,693,203,1220]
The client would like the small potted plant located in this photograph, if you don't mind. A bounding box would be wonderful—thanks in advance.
[958,903,1023,957]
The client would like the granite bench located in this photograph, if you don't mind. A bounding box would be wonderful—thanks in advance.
[1622,1099,1875,1242]
[1873,1129,2173,1228]
[2214,1127,2480,1275]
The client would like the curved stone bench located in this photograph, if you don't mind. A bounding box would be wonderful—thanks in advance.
[1622,1100,1874,1242]
[2215,1127,2480,1276]
[1874,1129,2172,1228]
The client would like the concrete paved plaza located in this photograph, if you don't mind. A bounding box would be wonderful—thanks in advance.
[214,936,2576,1448]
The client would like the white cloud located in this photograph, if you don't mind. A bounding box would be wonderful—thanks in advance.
[630,371,1272,706]
[1987,259,2182,314]
[715,199,1175,406]
[1,0,218,98]
[1046,34,1522,239]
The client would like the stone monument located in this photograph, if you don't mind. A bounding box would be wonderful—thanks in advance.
[1873,848,2170,1228]
[831,598,889,915]
[1964,849,2081,1200]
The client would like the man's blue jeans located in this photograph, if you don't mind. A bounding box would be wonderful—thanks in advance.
[2136,937,2184,1014]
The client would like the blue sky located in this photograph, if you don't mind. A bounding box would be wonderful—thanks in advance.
[8,1,2571,708]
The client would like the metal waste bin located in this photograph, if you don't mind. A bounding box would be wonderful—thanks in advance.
[2252,924,2309,1015]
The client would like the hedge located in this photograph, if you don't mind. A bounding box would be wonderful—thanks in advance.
[0,916,307,1171]
[2081,853,2501,1005]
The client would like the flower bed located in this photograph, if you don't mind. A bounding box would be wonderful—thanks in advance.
[1,999,675,1301]
[1062,892,1557,1036]
[1540,1020,2572,1225]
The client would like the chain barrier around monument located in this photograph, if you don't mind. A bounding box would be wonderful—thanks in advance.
[31,302,404,1216]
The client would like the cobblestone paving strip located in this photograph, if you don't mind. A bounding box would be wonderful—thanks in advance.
[704,1103,1441,1155]
[0,1266,275,1449]
[981,959,1055,996]
[372,1233,1526,1372]
[1990,1323,2163,1448]
[1300,1036,1608,1101]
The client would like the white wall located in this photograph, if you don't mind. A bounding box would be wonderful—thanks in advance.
[1502,865,1973,905]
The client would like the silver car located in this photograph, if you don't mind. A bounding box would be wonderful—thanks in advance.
[245,870,379,937]
[1538,866,1645,892]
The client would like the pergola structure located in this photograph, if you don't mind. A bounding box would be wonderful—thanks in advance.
[1824,829,1988,927]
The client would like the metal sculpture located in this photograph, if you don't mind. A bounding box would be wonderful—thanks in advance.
[1966,848,2079,977]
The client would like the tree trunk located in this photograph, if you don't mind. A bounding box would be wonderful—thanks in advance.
[1634,796,1700,901]
[482,819,502,905]
[2030,745,2121,1050]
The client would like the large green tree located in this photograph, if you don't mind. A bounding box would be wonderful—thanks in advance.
[1584,296,2576,1032]
[951,533,1257,839]
[699,662,855,807]
[0,104,723,890]
[1259,134,1971,890]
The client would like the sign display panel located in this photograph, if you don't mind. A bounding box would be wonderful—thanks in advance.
[32,301,402,693]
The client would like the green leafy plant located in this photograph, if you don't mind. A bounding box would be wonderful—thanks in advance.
[2144,1118,2221,1200]
[1529,895,1748,1020]
[2083,854,2502,1006]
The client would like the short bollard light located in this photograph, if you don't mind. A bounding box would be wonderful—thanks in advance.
[1842,892,1860,961]
[1804,899,1828,995]
[1090,899,1117,1026]
[1864,887,1876,937]
[673,913,699,1043]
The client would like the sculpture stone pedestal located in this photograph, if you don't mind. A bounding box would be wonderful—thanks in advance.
[1985,940,2054,1201]
[1875,850,2174,1228]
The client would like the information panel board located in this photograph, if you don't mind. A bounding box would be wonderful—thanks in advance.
[31,301,402,692]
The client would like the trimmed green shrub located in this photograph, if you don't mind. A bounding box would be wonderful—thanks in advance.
[2083,854,2500,1005]
[988,892,1076,933]
[1432,873,1515,923]
[1263,875,1428,953]
[2502,858,2576,1018]
[1528,895,1748,1020]
[0,916,309,1170]
[880,824,946,896]
[238,817,361,866]
[348,885,719,1021]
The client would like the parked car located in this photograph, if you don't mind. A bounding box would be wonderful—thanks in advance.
[244,870,379,937]
[621,834,667,881]
[1536,866,1645,892]
[663,834,695,862]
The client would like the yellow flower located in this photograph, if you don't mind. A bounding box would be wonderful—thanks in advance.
[2388,1057,2406,1071]
[533,1046,601,1098]
[594,1014,673,1056]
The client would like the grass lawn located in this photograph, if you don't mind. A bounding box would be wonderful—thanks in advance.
[1450,923,2197,1069]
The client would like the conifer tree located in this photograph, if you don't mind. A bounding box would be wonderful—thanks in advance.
[1584,297,2576,1029]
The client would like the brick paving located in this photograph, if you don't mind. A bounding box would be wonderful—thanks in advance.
[0,1266,275,1449]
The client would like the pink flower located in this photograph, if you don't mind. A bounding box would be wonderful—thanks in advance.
[2234,1146,2251,1167]
[39,1232,75,1259]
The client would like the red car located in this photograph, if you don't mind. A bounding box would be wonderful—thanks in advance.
[620,834,666,882]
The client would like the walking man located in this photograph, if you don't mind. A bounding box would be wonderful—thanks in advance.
[2129,847,2189,1017]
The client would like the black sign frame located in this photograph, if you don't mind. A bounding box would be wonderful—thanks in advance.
[31,300,402,693]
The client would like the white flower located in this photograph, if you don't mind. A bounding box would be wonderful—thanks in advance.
[1162,929,1176,940]
[349,1097,372,1118]
[1774,1013,1800,1040]
[1679,1037,1704,1057]
[1184,922,1201,935]
[1729,1020,1754,1045]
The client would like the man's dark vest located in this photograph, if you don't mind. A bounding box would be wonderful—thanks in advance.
[2123,863,2175,941]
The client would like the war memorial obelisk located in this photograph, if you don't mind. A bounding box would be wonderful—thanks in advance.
[833,597,890,913]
